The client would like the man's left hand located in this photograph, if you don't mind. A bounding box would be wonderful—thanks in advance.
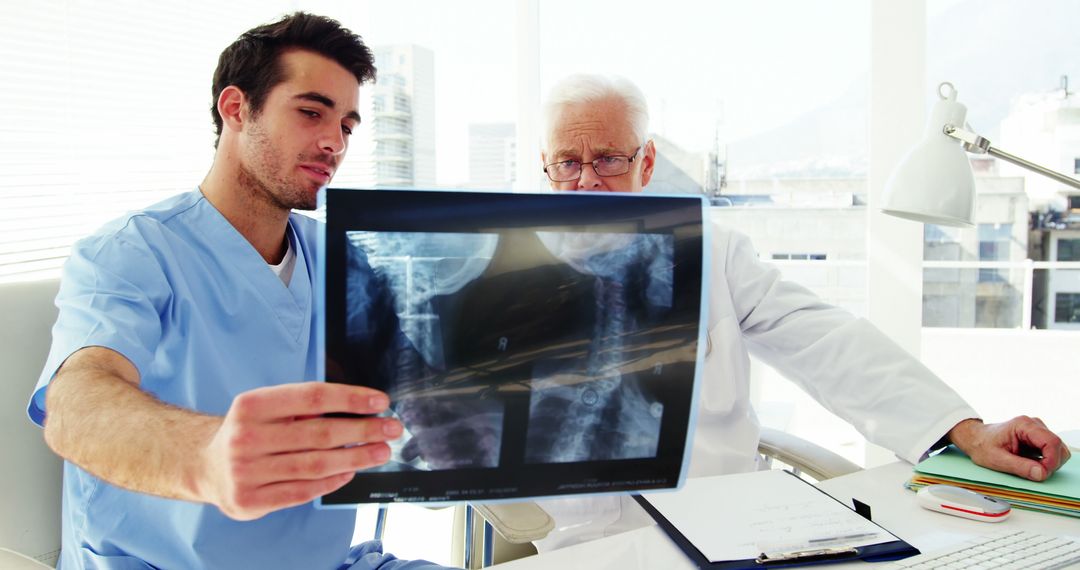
[947,416,1072,481]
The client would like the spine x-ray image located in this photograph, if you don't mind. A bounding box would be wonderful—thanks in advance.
[320,189,704,505]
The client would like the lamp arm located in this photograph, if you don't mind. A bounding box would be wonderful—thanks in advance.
[943,124,1080,191]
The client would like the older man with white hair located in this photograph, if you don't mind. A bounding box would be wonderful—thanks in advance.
[533,73,1071,551]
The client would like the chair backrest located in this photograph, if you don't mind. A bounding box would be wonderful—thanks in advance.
[0,279,62,564]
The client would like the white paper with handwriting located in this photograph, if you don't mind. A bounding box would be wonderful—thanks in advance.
[642,469,894,562]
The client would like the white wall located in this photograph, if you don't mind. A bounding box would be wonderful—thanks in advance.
[755,327,1080,468]
[920,328,1080,433]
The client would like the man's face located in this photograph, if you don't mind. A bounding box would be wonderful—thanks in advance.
[237,49,361,211]
[543,97,655,193]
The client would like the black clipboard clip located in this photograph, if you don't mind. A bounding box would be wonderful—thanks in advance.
[756,546,860,565]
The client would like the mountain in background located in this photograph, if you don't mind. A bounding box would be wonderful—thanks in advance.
[726,0,1080,180]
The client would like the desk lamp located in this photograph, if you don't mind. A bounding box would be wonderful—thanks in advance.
[881,82,1080,227]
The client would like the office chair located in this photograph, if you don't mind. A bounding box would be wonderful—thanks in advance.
[0,279,63,568]
[450,502,552,569]
[756,426,862,481]
[449,426,862,568]
[0,549,54,570]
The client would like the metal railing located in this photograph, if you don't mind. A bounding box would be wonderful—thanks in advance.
[767,258,1080,330]
[922,260,1080,329]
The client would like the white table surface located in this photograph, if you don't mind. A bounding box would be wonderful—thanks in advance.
[490,462,1080,569]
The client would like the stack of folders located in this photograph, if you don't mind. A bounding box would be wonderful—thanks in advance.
[907,446,1080,518]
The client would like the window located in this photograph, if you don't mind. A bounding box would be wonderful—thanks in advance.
[923,224,969,327]
[0,1,523,284]
[1074,158,1080,175]
[977,223,1011,283]
[1058,238,1080,261]
[772,253,827,260]
[339,4,518,562]
[539,0,873,467]
[352,3,516,193]
[1055,293,1080,323]
[537,0,872,331]
[978,224,1011,259]
[920,0,1079,453]
[539,0,871,203]
[924,224,965,261]
[923,219,1023,328]
[0,3,305,282]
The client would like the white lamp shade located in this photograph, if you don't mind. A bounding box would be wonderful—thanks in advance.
[881,84,976,227]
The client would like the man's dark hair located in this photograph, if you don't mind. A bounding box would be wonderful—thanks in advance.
[210,12,376,148]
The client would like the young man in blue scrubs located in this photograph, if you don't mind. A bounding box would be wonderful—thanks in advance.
[27,13,450,570]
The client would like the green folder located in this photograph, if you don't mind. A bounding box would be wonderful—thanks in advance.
[907,446,1080,518]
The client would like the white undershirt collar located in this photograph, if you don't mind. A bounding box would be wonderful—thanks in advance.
[268,225,297,285]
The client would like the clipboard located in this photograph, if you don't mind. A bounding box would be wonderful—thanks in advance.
[634,470,919,569]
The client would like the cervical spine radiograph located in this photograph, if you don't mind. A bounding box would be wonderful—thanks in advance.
[344,230,675,471]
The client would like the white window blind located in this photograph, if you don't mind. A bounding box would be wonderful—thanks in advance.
[0,1,308,283]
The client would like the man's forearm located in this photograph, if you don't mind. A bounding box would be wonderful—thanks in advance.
[43,351,218,503]
[43,346,405,520]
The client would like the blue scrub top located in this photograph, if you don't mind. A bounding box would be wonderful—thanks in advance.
[27,190,446,570]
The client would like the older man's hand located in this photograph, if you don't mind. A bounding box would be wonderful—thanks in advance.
[946,416,1071,481]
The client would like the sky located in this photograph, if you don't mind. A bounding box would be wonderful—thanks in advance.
[11,0,1072,189]
[322,0,871,185]
[306,0,1079,187]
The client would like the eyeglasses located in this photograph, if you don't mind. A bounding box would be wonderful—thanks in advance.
[543,146,643,182]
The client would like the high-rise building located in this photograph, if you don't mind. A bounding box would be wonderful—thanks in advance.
[1008,79,1080,329]
[999,78,1080,211]
[468,123,515,189]
[351,45,436,188]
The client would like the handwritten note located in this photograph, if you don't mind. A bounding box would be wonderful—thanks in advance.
[643,469,892,561]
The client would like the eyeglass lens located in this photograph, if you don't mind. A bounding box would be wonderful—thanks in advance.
[546,156,631,181]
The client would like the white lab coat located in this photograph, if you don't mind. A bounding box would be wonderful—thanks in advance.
[534,223,979,551]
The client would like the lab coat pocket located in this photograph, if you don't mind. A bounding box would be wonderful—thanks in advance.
[698,316,748,415]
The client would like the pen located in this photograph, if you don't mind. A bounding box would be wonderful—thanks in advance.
[806,532,879,544]
[1018,444,1044,461]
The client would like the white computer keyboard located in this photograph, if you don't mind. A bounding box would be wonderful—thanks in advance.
[888,530,1080,570]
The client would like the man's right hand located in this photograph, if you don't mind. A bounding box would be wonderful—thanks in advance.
[200,382,403,521]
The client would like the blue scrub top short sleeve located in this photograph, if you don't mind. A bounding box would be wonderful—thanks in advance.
[28,225,169,427]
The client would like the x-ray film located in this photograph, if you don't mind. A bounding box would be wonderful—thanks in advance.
[318,188,707,505]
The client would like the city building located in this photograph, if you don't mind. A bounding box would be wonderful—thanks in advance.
[653,133,1034,328]
[922,176,1029,328]
[647,134,707,195]
[709,178,869,316]
[353,45,436,188]
[1030,193,1080,329]
[1004,80,1080,329]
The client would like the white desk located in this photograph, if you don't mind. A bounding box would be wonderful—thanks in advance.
[490,462,1080,569]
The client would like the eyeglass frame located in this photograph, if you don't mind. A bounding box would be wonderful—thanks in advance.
[542,144,646,182]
